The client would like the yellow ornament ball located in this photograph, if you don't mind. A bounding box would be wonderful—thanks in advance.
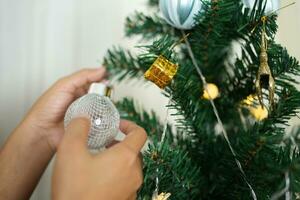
[152,193,171,200]
[242,94,257,106]
[249,106,269,121]
[203,83,219,100]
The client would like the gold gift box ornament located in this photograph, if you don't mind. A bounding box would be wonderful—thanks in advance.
[144,55,178,89]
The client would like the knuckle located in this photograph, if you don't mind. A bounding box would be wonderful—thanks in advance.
[54,76,71,89]
[78,68,89,74]
[138,153,144,164]
[101,67,107,73]
[119,145,137,162]
[137,127,147,140]
[135,126,144,132]
[123,147,137,160]
[78,68,94,75]
[55,76,68,85]
[137,174,144,186]
[58,69,92,83]
[134,173,144,189]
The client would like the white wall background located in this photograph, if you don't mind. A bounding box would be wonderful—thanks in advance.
[0,0,299,199]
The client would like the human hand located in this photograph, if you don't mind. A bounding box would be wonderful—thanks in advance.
[23,68,106,152]
[52,118,147,200]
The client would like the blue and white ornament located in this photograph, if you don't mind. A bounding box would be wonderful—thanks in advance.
[242,0,280,14]
[159,0,203,30]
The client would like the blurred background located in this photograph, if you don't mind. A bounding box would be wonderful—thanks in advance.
[0,0,299,199]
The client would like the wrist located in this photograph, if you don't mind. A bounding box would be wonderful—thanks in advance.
[0,114,56,199]
[22,111,64,152]
[18,116,54,155]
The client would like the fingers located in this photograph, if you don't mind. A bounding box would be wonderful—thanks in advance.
[119,120,147,154]
[61,117,91,153]
[69,67,107,86]
[106,139,120,148]
[127,193,137,200]
[135,154,144,186]
[59,68,107,92]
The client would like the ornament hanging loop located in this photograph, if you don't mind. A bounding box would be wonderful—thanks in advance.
[261,16,268,50]
[255,16,275,109]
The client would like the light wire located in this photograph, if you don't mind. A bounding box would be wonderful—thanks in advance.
[181,30,257,200]
[153,100,171,199]
[271,171,291,200]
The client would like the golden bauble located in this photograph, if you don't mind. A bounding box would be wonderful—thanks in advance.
[203,83,219,100]
[249,106,268,121]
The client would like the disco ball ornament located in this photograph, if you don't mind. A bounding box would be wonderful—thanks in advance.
[159,0,204,30]
[242,0,280,14]
[64,93,120,150]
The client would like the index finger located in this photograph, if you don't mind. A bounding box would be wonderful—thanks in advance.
[119,120,147,154]
[62,67,107,90]
[60,117,91,155]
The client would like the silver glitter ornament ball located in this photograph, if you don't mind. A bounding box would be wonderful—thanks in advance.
[159,0,204,30]
[64,93,120,150]
[242,0,279,14]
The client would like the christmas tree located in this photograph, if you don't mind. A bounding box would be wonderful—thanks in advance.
[104,0,300,199]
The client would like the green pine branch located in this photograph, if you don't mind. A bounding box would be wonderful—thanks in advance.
[125,12,176,40]
[116,98,167,141]
[103,47,146,81]
[140,143,203,200]
[103,0,300,198]
[115,98,202,199]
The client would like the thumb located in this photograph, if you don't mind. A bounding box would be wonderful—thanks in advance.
[62,117,91,153]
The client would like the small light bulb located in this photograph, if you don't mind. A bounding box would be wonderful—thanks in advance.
[203,83,220,100]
